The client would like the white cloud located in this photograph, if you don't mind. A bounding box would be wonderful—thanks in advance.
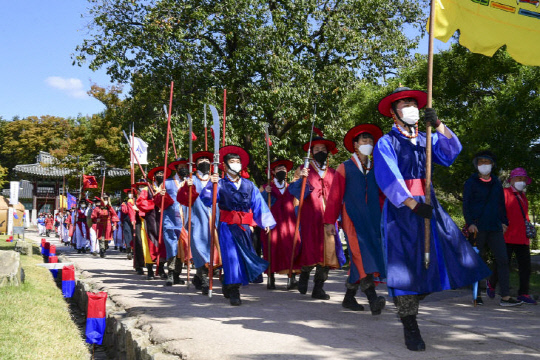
[45,76,88,99]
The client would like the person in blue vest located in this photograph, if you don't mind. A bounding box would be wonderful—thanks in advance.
[200,145,276,306]
[178,151,219,295]
[324,124,386,314]
[373,87,490,351]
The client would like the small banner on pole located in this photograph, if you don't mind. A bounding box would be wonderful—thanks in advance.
[62,265,76,298]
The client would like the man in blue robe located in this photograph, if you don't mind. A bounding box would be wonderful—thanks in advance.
[200,145,276,306]
[178,151,218,295]
[373,87,490,351]
[324,124,386,314]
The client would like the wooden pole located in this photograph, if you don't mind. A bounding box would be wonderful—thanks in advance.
[265,125,272,288]
[424,0,436,269]
[157,81,175,268]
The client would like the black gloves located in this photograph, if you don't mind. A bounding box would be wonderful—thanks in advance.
[412,202,433,219]
[424,108,441,128]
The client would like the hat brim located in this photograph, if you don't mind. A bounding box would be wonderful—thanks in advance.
[148,166,173,181]
[219,146,250,170]
[378,90,427,118]
[132,182,148,188]
[167,160,189,171]
[123,188,138,194]
[343,124,384,153]
[302,138,338,155]
[266,159,294,175]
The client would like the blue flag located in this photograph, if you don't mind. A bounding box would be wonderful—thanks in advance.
[67,193,77,210]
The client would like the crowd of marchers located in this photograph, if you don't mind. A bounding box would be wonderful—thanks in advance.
[45,87,537,352]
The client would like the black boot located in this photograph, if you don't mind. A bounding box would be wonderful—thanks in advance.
[342,288,364,311]
[99,248,106,258]
[201,267,209,295]
[173,272,185,285]
[229,284,242,306]
[192,274,203,289]
[312,281,330,300]
[298,271,310,294]
[136,267,144,275]
[401,315,426,351]
[158,263,168,280]
[363,287,386,315]
[222,284,231,299]
[267,273,276,290]
[146,265,155,280]
[288,274,298,290]
[166,270,174,286]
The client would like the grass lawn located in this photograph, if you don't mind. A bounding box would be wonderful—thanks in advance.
[0,236,89,360]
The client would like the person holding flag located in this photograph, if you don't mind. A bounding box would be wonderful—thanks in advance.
[289,133,345,301]
[200,146,275,306]
[260,159,300,290]
[373,87,490,351]
[324,124,387,314]
[178,151,220,294]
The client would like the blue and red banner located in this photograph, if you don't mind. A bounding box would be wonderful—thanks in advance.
[48,255,59,278]
[85,292,108,345]
[43,242,50,258]
[62,265,75,298]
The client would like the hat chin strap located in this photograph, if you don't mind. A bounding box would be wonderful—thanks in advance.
[391,108,416,133]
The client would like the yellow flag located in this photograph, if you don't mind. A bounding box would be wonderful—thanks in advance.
[59,195,67,209]
[433,0,540,66]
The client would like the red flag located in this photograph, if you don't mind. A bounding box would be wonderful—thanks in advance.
[83,175,98,189]
[313,127,324,137]
[210,128,215,139]
[192,132,198,141]
[266,134,273,146]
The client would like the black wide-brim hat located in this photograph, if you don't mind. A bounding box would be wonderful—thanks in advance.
[302,137,338,155]
[147,166,173,181]
[378,87,427,118]
[343,124,384,153]
[219,145,250,170]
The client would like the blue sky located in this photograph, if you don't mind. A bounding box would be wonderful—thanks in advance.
[0,1,452,121]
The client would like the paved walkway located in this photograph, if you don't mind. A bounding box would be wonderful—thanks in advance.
[27,230,540,359]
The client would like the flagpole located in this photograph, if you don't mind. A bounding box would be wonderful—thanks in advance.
[204,104,208,151]
[424,0,436,269]
[122,131,154,196]
[264,125,272,289]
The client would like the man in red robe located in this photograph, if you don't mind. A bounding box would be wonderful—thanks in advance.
[289,136,345,300]
[261,159,300,290]
[91,195,120,258]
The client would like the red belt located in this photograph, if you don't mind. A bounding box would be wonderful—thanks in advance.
[220,210,253,225]
[405,179,426,196]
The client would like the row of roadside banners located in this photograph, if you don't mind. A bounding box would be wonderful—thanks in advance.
[39,239,107,346]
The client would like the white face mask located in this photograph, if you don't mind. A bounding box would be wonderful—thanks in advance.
[104,201,109,206]
[357,144,373,156]
[400,106,420,125]
[228,163,242,174]
[478,164,492,176]
[514,181,526,191]
[128,193,133,199]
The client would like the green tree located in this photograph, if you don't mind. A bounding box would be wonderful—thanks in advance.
[75,0,426,182]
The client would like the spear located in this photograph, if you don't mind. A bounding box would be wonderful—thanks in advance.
[163,105,179,159]
[222,89,227,147]
[287,107,316,289]
[264,124,273,289]
[186,113,194,288]
[424,0,436,269]
[208,104,221,299]
[157,81,175,268]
